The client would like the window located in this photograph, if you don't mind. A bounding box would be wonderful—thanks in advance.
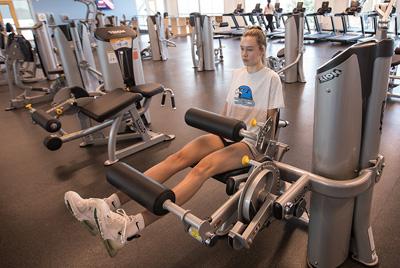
[136,0,165,30]
[199,0,224,15]
[245,0,261,12]
[177,0,199,16]
[279,0,315,13]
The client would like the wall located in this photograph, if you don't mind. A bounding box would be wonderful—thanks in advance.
[30,0,137,23]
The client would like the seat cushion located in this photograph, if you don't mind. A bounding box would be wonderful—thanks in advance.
[129,83,164,98]
[79,88,143,122]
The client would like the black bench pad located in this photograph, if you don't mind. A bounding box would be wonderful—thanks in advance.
[47,68,64,75]
[79,88,143,122]
[213,166,250,184]
[129,83,164,98]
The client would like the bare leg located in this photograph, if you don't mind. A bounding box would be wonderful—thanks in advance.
[116,134,225,205]
[141,142,252,225]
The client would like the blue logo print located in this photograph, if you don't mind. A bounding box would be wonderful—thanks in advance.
[234,85,255,106]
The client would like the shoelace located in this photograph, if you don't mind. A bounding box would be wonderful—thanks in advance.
[115,208,135,244]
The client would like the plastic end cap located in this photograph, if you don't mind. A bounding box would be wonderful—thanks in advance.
[250,118,257,127]
[55,108,63,116]
[242,155,250,166]
[44,136,62,151]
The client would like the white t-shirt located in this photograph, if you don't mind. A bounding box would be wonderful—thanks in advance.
[224,66,284,134]
[264,4,275,15]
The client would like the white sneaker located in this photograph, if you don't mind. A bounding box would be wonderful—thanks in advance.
[64,191,104,236]
[94,200,144,257]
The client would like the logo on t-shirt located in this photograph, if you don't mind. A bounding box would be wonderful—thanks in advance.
[234,85,255,106]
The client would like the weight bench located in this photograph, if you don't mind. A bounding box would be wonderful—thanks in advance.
[30,86,175,165]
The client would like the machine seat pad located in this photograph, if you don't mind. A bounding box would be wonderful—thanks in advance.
[212,166,251,184]
[391,54,400,67]
[47,68,64,75]
[213,35,225,39]
[79,88,143,122]
[129,83,164,98]
[395,47,400,55]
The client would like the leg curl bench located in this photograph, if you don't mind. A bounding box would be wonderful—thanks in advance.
[28,85,175,165]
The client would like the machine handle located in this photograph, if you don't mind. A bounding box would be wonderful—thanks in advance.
[161,88,176,109]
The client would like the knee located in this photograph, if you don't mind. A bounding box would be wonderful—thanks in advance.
[165,150,190,168]
[191,158,215,180]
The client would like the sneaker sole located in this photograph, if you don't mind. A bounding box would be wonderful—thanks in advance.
[65,199,98,236]
[94,207,119,257]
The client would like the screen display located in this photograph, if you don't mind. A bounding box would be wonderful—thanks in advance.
[97,0,115,10]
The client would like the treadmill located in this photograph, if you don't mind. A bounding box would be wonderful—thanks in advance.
[327,0,367,43]
[269,2,308,39]
[304,1,336,41]
[214,4,247,37]
[252,4,269,30]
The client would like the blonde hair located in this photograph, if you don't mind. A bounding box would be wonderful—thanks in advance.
[242,26,267,64]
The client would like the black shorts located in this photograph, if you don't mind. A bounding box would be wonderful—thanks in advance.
[219,136,235,147]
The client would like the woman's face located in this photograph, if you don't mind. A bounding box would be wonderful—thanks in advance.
[240,36,264,67]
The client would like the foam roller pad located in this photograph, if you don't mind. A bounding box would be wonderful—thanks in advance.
[106,162,176,216]
[32,110,61,133]
[185,108,246,142]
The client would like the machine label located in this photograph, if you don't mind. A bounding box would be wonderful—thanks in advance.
[107,51,118,64]
[110,37,132,50]
[108,30,126,35]
[318,68,342,84]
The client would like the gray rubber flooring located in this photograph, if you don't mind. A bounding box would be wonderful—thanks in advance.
[0,36,399,267]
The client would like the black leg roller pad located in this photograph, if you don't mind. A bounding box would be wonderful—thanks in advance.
[106,162,176,216]
[31,109,61,133]
[185,108,246,142]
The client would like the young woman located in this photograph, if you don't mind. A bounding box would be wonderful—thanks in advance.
[64,26,285,256]
[264,0,275,32]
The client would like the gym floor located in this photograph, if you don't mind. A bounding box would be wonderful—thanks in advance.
[1,36,400,267]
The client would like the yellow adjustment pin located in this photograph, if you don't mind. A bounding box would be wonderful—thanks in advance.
[189,227,202,242]
[242,155,250,166]
[250,118,257,127]
[25,104,32,110]
[55,108,63,116]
